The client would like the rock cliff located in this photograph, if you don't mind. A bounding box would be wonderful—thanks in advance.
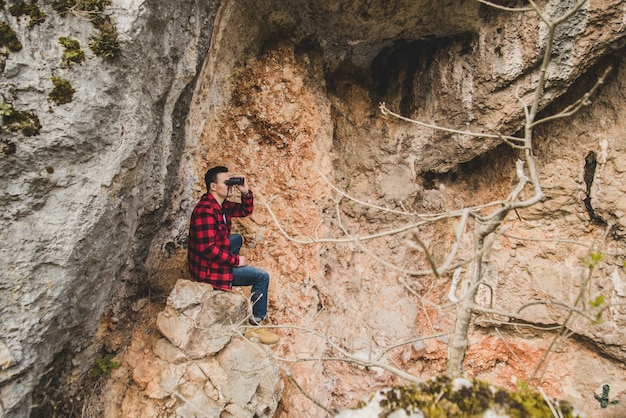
[1,0,626,417]
[1,1,220,416]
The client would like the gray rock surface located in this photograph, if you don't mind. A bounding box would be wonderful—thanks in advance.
[0,1,220,415]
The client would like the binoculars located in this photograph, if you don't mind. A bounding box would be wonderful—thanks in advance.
[225,177,245,186]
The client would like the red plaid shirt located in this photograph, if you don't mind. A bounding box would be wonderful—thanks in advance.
[188,191,254,290]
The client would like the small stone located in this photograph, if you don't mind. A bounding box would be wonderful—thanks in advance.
[131,298,148,312]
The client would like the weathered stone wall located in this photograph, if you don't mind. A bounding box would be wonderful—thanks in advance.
[0,1,220,416]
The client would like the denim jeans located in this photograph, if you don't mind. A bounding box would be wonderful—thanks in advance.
[230,234,269,321]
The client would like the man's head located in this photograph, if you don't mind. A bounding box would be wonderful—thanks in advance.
[205,166,228,191]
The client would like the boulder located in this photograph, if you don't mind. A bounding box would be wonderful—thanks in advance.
[125,280,282,417]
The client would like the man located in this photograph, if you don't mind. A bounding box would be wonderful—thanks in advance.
[188,165,279,345]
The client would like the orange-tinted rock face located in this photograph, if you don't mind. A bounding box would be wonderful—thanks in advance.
[137,2,626,416]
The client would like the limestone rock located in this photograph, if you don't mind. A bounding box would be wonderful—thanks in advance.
[126,280,282,417]
[0,0,220,416]
[156,279,249,358]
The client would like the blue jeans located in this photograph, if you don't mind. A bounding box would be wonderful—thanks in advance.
[230,234,269,322]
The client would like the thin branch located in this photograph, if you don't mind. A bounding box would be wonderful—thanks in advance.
[532,66,612,127]
[447,268,463,303]
[380,102,522,143]
[528,226,611,385]
[409,233,441,279]
[260,194,432,244]
[273,324,425,384]
[527,0,550,25]
[475,0,533,12]
[515,85,532,135]
[280,366,336,416]
[551,0,589,26]
[380,332,452,358]
[538,387,563,418]
[507,160,529,201]
[318,169,417,216]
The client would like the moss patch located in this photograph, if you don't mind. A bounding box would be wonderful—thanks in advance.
[0,21,22,52]
[1,139,16,156]
[52,0,120,60]
[88,19,120,59]
[58,36,85,66]
[9,2,46,28]
[3,109,41,136]
[49,76,75,105]
[349,376,580,418]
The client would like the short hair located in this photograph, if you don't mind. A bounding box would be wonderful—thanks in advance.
[205,166,228,190]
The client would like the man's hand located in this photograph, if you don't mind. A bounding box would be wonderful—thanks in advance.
[236,176,249,195]
[237,256,248,267]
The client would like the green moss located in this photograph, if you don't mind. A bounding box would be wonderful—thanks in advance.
[0,21,22,52]
[9,2,46,28]
[90,354,119,378]
[1,140,16,155]
[58,36,85,66]
[88,22,120,59]
[53,0,120,59]
[1,98,41,136]
[3,109,41,136]
[352,376,579,418]
[49,76,75,105]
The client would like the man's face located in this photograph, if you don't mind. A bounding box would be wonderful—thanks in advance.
[212,172,231,198]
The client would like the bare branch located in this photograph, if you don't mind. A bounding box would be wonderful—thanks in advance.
[318,169,417,216]
[475,0,533,12]
[532,66,613,128]
[551,0,589,26]
[447,268,463,303]
[507,159,529,202]
[538,387,563,418]
[409,233,441,279]
[273,324,425,385]
[280,366,336,416]
[260,193,431,244]
[528,226,612,385]
[380,102,521,143]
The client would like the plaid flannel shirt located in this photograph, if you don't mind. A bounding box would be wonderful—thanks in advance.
[188,191,254,290]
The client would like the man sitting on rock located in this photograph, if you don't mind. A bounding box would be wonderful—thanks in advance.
[188,165,279,345]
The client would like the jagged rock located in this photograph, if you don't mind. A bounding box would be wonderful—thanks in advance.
[156,279,249,358]
[126,280,282,417]
[0,0,220,415]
